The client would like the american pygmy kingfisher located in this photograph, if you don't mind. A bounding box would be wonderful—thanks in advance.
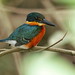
[0,12,56,49]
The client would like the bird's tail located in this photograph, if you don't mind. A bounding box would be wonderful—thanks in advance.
[0,38,8,42]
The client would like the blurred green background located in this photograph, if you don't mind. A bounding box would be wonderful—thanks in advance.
[0,0,75,75]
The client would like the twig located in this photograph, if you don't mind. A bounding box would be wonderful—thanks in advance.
[12,52,22,75]
[0,6,72,15]
[0,46,75,57]
[0,48,22,56]
[44,32,67,50]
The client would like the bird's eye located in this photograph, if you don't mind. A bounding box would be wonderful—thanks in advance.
[35,17,38,20]
[35,17,43,21]
[38,18,42,21]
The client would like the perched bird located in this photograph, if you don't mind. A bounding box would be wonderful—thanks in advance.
[0,12,55,49]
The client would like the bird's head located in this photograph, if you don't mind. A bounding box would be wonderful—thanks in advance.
[26,12,56,26]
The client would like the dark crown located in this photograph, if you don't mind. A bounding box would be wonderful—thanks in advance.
[26,12,45,22]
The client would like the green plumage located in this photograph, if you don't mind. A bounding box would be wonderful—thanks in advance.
[8,24,42,46]
[0,12,55,47]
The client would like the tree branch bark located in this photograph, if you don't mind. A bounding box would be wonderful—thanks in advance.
[0,46,75,57]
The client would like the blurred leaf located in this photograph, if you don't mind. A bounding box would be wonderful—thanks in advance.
[0,0,23,6]
[55,0,75,5]
[21,52,75,75]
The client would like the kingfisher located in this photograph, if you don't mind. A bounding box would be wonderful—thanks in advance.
[0,12,55,49]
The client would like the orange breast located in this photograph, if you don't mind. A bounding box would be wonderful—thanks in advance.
[24,26,46,48]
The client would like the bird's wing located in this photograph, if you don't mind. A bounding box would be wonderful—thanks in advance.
[8,24,42,46]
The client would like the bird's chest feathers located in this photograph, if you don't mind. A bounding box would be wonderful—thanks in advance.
[25,25,46,48]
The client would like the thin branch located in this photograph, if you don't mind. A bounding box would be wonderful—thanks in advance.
[12,52,22,75]
[0,48,22,56]
[0,46,75,57]
[44,32,67,50]
[0,6,72,15]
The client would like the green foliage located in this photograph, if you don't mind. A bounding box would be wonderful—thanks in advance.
[56,0,75,5]
[21,52,75,75]
[0,0,23,6]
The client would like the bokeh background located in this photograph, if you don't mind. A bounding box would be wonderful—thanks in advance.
[0,0,75,75]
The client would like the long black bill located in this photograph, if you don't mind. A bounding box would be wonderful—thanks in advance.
[42,19,56,26]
